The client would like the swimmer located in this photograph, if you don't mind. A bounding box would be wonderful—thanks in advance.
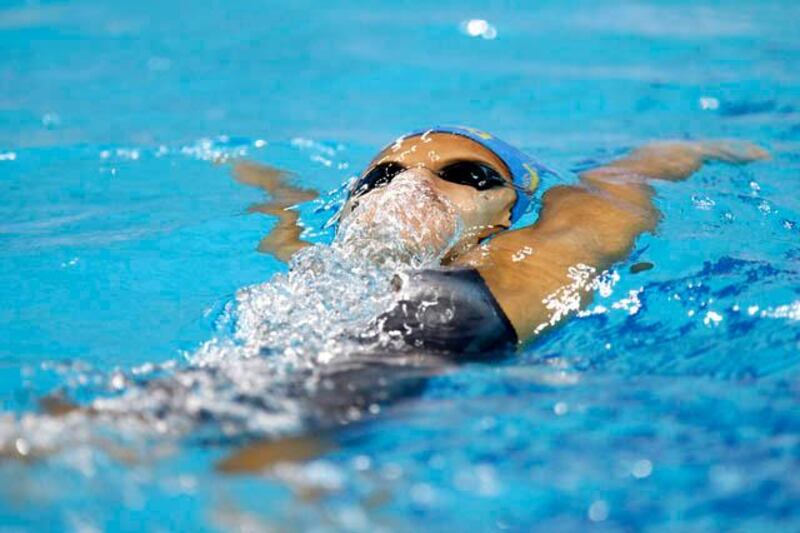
[241,126,768,350]
[3,129,767,473]
[216,130,769,472]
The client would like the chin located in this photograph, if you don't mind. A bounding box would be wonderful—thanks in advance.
[334,204,462,272]
[334,230,453,270]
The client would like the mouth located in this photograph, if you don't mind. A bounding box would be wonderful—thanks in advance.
[333,177,463,270]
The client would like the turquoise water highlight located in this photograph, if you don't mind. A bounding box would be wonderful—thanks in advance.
[1,0,800,530]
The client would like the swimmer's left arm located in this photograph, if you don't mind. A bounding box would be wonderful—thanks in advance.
[233,161,318,262]
[455,140,769,342]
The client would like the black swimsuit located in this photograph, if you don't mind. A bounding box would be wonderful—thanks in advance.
[114,268,519,434]
[296,268,517,426]
[375,267,518,357]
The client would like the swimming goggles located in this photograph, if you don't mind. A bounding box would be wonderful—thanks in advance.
[350,159,509,197]
[349,126,554,223]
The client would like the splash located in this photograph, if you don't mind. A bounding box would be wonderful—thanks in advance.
[0,178,467,459]
[535,266,622,334]
[334,173,464,270]
[197,174,466,366]
[89,237,447,437]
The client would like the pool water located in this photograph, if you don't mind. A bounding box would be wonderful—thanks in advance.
[2,0,800,530]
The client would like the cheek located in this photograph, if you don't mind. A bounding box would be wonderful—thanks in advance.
[454,194,512,233]
[485,190,516,218]
[446,197,495,233]
[423,181,513,229]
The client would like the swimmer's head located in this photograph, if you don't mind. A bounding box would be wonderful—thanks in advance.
[335,127,548,266]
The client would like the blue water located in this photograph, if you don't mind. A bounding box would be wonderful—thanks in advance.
[2,0,800,530]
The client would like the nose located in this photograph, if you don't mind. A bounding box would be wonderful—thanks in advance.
[389,166,440,188]
[343,166,443,221]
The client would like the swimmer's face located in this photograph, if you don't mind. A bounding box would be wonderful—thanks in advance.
[339,133,517,261]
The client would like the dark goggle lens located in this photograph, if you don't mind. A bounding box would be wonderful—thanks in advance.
[351,162,406,197]
[350,160,506,199]
[438,161,506,191]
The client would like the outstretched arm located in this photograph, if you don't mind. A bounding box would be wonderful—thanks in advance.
[454,140,768,342]
[233,162,318,262]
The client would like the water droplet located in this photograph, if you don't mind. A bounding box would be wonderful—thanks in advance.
[461,19,497,39]
[15,438,30,456]
[110,372,126,391]
[698,96,719,110]
[42,112,61,128]
[61,257,79,268]
[631,459,653,478]
[703,310,723,327]
[691,195,715,210]
[588,500,609,521]
[352,455,371,471]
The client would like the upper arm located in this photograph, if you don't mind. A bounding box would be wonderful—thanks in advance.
[455,181,658,340]
[529,182,658,260]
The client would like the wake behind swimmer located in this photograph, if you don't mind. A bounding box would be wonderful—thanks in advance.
[0,224,463,463]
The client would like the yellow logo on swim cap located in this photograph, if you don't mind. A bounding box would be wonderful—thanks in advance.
[458,126,494,140]
[523,163,540,193]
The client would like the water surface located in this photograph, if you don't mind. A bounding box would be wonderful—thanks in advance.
[1,0,800,530]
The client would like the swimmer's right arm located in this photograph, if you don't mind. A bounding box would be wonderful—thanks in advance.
[455,140,769,342]
[233,162,318,262]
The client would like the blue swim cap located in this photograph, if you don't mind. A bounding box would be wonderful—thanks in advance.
[400,126,554,223]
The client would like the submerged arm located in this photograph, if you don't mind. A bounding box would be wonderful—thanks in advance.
[233,161,318,262]
[455,140,768,342]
